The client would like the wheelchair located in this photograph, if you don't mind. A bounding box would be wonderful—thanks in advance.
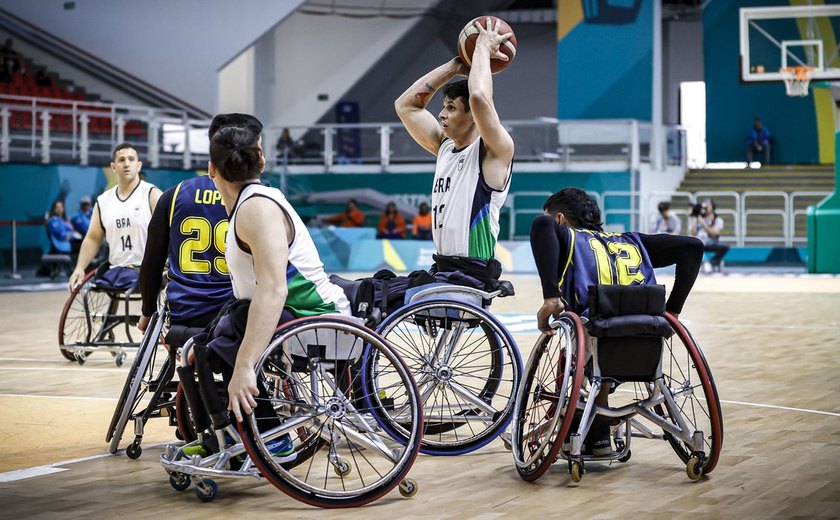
[106,306,204,458]
[58,268,142,366]
[160,313,424,508]
[511,284,723,483]
[373,281,523,455]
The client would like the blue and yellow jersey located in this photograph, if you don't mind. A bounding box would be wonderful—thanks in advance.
[559,228,657,315]
[166,176,232,321]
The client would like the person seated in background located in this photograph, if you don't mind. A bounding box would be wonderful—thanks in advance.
[746,118,771,165]
[276,127,294,160]
[1,37,21,73]
[412,202,432,240]
[0,62,11,84]
[46,200,79,254]
[376,202,406,240]
[651,201,681,235]
[70,196,92,237]
[323,198,365,228]
[35,70,51,88]
[689,198,729,273]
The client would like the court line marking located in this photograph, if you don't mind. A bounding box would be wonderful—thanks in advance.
[718,399,840,417]
[0,357,78,363]
[0,444,166,483]
[0,393,117,401]
[0,366,124,373]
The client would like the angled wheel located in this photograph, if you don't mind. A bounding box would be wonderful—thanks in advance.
[106,311,168,453]
[374,299,522,455]
[657,313,724,475]
[58,270,98,361]
[239,316,423,508]
[512,312,585,481]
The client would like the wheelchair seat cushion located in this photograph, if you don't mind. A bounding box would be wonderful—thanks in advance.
[588,284,666,318]
[92,266,139,291]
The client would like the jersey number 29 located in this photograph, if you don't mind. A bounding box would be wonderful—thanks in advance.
[179,217,229,275]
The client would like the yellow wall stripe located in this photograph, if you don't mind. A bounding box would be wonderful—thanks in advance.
[382,240,407,271]
[557,0,584,42]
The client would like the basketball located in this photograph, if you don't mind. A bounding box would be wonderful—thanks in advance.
[457,16,517,74]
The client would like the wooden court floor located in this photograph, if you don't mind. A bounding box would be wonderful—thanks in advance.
[0,273,838,519]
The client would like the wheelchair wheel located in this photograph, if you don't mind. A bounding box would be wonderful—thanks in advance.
[174,382,197,444]
[375,299,522,455]
[106,311,169,454]
[58,270,98,361]
[239,316,423,508]
[657,313,724,475]
[512,313,585,481]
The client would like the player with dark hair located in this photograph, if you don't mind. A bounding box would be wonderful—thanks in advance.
[530,187,704,454]
[69,143,162,291]
[203,124,350,460]
[137,113,264,333]
[395,18,514,278]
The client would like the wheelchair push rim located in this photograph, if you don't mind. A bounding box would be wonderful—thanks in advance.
[512,313,586,481]
[375,298,523,455]
[239,316,424,508]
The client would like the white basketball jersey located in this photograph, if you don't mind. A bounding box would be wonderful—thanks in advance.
[97,180,154,267]
[431,138,511,260]
[226,183,350,317]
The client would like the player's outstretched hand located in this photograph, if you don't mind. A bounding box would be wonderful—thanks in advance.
[537,297,565,335]
[474,17,512,61]
[228,365,259,423]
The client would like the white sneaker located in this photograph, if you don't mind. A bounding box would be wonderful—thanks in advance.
[702,261,712,274]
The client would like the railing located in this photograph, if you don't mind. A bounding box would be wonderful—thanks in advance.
[0,94,687,171]
[507,189,831,246]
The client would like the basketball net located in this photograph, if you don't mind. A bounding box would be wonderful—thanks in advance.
[780,66,814,97]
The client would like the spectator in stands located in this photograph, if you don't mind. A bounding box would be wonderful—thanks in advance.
[1,38,21,73]
[0,63,10,84]
[71,196,93,236]
[746,118,771,165]
[35,70,51,88]
[689,198,729,273]
[651,201,681,235]
[276,127,294,160]
[412,202,432,240]
[46,200,78,254]
[323,198,365,228]
[376,202,406,240]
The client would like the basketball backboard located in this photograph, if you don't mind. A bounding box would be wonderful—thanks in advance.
[739,4,840,83]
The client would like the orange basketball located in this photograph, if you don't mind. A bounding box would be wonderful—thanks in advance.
[457,15,517,74]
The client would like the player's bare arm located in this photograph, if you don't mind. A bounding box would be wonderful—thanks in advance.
[227,197,290,422]
[468,18,514,191]
[395,58,469,155]
[68,203,105,290]
[149,187,162,213]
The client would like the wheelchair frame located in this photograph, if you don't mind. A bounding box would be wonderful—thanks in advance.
[161,315,424,508]
[512,311,723,483]
[374,284,523,455]
[58,269,142,366]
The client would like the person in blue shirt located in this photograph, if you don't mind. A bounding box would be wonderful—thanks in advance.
[46,200,78,254]
[747,118,771,164]
[70,196,92,237]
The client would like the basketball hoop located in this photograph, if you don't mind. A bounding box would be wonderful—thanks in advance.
[780,66,814,97]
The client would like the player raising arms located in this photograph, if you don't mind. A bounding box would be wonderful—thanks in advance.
[395,18,514,277]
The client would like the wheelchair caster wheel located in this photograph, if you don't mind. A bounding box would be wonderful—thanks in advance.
[75,353,87,365]
[500,432,512,451]
[686,455,703,481]
[114,353,126,367]
[126,442,142,459]
[570,461,583,483]
[399,478,418,498]
[195,479,219,502]
[333,458,352,478]
[618,449,631,463]
[169,472,191,491]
